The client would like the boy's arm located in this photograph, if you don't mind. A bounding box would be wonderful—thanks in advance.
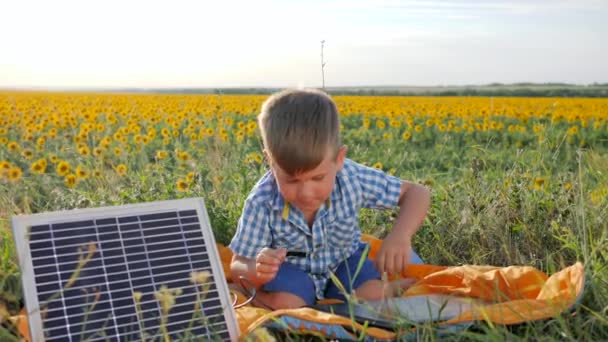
[375,180,431,274]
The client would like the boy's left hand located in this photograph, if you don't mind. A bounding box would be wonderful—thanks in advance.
[375,231,412,275]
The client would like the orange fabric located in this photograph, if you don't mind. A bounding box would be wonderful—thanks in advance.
[8,308,30,342]
[228,234,584,339]
[10,234,584,341]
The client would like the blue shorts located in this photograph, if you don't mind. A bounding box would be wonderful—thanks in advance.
[263,243,424,305]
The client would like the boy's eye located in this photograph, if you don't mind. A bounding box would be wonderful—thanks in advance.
[312,175,325,181]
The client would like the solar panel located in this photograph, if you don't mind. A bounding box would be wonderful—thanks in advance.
[12,198,239,341]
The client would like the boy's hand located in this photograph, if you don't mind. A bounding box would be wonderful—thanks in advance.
[375,232,412,275]
[255,247,287,285]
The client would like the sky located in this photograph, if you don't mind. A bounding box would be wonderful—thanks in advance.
[1,0,607,89]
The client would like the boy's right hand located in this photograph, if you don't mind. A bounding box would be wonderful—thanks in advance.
[255,247,287,285]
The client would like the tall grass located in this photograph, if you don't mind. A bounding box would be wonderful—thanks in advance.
[0,92,607,340]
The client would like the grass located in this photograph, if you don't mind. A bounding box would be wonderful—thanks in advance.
[0,93,607,340]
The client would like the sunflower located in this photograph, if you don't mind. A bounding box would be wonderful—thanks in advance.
[534,177,546,191]
[186,172,195,182]
[56,161,71,176]
[402,131,412,140]
[156,150,168,160]
[8,142,19,153]
[30,158,47,174]
[115,164,127,177]
[177,151,190,161]
[78,146,91,156]
[65,174,77,187]
[372,162,383,170]
[9,167,23,183]
[0,161,11,171]
[176,178,189,192]
[76,165,89,179]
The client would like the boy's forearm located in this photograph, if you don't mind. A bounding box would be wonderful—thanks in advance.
[394,182,431,238]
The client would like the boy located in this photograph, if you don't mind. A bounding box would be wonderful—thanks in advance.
[229,88,430,309]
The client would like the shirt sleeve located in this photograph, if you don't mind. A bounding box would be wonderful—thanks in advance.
[354,162,402,209]
[228,198,272,259]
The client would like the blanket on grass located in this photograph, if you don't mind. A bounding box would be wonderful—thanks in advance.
[10,234,584,341]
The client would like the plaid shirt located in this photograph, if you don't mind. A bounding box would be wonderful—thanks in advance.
[229,158,402,299]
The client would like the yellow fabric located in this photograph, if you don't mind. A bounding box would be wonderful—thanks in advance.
[11,233,584,341]
[229,234,584,340]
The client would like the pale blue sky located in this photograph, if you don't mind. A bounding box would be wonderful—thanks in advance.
[1,0,607,88]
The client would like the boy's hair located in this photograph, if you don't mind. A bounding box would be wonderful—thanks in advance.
[258,88,341,175]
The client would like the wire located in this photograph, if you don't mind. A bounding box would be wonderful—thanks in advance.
[231,276,276,311]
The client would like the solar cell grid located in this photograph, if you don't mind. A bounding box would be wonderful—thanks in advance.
[13,199,238,341]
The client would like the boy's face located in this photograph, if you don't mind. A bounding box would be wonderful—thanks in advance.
[270,146,347,217]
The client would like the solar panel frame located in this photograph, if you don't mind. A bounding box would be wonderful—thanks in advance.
[12,197,240,341]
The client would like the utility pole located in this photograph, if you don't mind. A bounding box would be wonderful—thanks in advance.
[320,40,326,90]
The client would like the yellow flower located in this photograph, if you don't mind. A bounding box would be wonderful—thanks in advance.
[78,146,91,156]
[0,161,12,171]
[76,165,89,179]
[564,182,572,191]
[9,167,23,182]
[8,142,20,153]
[372,162,383,170]
[177,151,190,161]
[56,161,71,176]
[534,177,546,190]
[21,148,34,160]
[65,174,77,187]
[414,125,423,133]
[402,131,412,140]
[176,178,189,192]
[156,150,168,160]
[115,164,127,177]
[31,158,47,174]
[186,172,195,182]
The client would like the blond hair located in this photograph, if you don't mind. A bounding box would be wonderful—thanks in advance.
[258,88,340,175]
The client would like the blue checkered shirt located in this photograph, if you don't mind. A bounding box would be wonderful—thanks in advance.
[229,158,403,299]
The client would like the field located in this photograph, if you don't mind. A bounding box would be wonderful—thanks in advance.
[1,91,607,340]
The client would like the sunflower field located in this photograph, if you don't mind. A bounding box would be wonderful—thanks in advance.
[1,91,607,340]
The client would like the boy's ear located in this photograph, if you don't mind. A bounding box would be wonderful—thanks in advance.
[262,149,271,167]
[336,145,348,170]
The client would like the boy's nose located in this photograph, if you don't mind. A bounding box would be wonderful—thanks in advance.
[298,184,314,201]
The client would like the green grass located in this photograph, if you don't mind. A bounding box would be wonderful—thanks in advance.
[1,113,607,341]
